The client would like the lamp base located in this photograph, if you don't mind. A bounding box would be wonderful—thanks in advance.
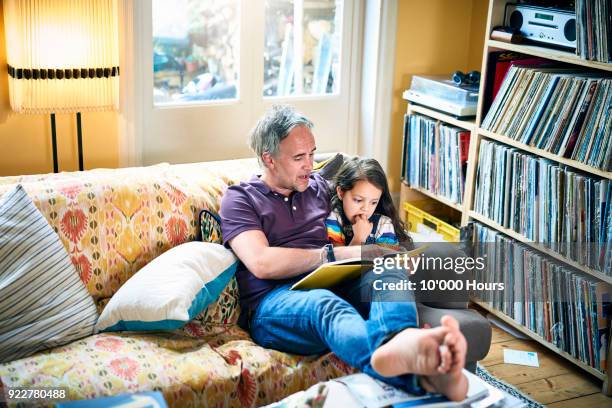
[49,112,84,173]
[50,113,58,173]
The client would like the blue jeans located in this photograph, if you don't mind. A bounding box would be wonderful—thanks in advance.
[249,267,423,393]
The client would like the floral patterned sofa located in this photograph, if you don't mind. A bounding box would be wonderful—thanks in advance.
[0,159,354,407]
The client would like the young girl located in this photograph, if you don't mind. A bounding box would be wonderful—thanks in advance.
[325,157,410,250]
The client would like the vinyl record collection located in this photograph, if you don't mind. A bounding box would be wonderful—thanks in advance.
[576,0,612,63]
[481,65,612,171]
[402,114,470,204]
[472,222,610,374]
[474,139,612,274]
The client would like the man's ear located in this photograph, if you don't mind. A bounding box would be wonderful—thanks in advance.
[262,152,274,169]
[336,186,344,200]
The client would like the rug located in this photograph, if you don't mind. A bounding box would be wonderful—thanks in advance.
[476,363,545,408]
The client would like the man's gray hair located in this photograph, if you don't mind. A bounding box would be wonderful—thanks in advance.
[249,105,313,167]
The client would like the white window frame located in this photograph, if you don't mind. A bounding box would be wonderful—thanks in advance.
[118,0,396,173]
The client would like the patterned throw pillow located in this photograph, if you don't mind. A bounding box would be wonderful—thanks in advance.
[199,209,223,244]
[95,242,238,332]
[0,185,98,363]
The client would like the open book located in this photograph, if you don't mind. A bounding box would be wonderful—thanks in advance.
[290,245,430,290]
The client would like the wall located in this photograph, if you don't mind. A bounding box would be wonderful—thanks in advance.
[387,0,488,192]
[0,1,119,177]
[0,0,489,178]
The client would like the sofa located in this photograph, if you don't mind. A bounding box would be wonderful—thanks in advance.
[0,157,491,407]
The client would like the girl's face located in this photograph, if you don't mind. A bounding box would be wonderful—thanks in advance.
[337,180,383,224]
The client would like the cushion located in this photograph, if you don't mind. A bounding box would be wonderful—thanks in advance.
[313,152,345,180]
[0,329,355,408]
[96,242,238,332]
[0,185,98,363]
[199,209,222,244]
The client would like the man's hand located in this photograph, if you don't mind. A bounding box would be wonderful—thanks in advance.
[228,230,324,280]
[350,214,373,245]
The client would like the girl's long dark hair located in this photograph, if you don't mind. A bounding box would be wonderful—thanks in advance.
[330,157,410,244]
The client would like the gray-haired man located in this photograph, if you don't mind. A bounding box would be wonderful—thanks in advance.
[220,105,468,400]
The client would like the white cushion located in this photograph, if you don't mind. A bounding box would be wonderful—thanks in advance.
[95,241,238,332]
[0,185,98,363]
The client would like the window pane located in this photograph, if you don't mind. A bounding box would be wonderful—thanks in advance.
[152,0,239,104]
[264,0,342,97]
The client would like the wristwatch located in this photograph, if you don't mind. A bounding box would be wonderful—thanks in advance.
[324,243,336,262]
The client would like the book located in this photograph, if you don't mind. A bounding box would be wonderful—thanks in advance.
[333,370,489,408]
[290,245,430,290]
[56,392,168,408]
[401,113,410,182]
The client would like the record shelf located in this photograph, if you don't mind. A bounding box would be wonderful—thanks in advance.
[400,0,611,392]
[399,103,475,218]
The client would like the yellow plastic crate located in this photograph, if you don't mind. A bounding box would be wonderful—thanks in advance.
[403,201,460,242]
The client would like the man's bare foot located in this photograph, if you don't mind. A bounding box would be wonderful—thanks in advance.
[420,370,469,401]
[370,326,452,377]
[440,315,467,374]
[420,316,469,401]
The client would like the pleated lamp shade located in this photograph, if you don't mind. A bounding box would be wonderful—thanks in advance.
[3,0,119,114]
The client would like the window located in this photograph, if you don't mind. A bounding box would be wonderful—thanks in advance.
[133,0,360,166]
[152,0,239,104]
[263,0,342,97]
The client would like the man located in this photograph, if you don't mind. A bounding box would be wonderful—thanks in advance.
[220,105,468,400]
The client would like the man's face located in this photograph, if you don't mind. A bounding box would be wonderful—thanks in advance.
[266,126,316,193]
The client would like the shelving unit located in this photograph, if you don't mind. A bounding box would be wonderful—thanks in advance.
[405,183,464,213]
[399,0,611,391]
[403,101,476,132]
[469,211,612,286]
[399,103,474,228]
[478,128,612,180]
[474,300,607,381]
[487,39,612,73]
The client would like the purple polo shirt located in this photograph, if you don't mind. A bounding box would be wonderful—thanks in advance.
[220,173,330,313]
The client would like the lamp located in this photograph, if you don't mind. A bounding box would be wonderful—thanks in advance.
[3,0,119,172]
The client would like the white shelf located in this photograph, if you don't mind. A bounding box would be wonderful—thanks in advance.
[478,129,612,180]
[406,103,476,132]
[402,181,464,213]
[487,39,612,72]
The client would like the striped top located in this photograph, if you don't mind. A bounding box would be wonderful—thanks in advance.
[325,209,400,249]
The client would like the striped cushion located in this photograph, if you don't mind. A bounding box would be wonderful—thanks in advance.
[0,185,98,363]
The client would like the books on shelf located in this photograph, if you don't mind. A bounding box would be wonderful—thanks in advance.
[576,0,612,63]
[474,139,612,275]
[472,222,610,374]
[481,65,612,171]
[403,113,470,205]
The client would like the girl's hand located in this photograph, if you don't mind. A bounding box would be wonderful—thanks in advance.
[350,214,373,245]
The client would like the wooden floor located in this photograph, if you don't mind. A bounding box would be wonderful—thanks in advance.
[475,306,611,407]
